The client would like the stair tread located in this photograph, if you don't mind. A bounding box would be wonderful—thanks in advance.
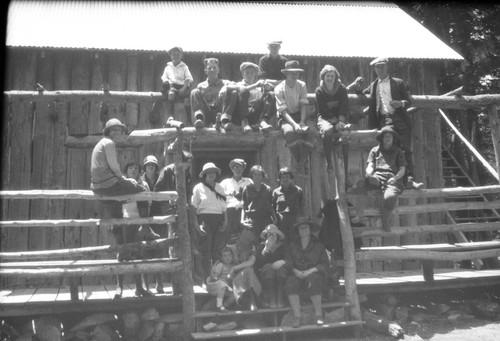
[191,320,364,339]
[195,301,351,319]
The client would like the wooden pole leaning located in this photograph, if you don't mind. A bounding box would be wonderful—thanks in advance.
[332,145,362,326]
[172,124,196,340]
[487,104,500,183]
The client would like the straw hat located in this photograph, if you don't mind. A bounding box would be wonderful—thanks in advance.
[199,162,221,178]
[260,224,285,241]
[376,126,401,145]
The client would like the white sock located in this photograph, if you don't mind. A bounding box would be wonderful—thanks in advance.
[216,297,223,307]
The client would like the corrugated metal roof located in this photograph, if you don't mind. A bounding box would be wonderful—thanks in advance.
[6,1,463,60]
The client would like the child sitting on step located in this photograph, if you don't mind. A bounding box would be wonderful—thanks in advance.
[206,246,237,312]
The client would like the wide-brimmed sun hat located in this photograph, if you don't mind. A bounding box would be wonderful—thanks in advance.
[376,126,401,144]
[281,60,304,74]
[102,118,127,135]
[199,162,221,178]
[260,224,285,241]
[293,217,321,233]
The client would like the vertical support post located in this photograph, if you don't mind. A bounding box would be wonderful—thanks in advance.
[488,105,500,183]
[332,145,362,324]
[173,128,196,340]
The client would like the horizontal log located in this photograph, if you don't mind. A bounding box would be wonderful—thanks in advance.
[0,258,183,277]
[352,222,500,238]
[348,185,500,199]
[356,249,500,261]
[5,90,500,109]
[0,189,178,201]
[360,240,500,252]
[356,200,500,216]
[0,215,176,228]
[0,237,177,260]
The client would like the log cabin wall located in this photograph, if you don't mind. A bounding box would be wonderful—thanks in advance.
[1,47,448,287]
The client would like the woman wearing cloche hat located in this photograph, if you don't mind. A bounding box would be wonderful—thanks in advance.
[283,217,330,328]
[191,162,228,282]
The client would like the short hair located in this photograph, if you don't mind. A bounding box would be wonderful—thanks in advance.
[249,165,267,179]
[319,65,340,81]
[204,58,219,68]
[123,161,141,175]
[219,246,234,260]
[278,167,294,180]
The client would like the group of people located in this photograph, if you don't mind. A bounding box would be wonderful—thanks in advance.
[88,41,428,328]
[191,159,330,328]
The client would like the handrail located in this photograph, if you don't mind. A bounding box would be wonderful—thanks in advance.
[0,215,176,227]
[348,185,500,199]
[440,108,499,180]
[0,189,178,201]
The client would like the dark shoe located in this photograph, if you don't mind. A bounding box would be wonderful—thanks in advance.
[156,287,165,294]
[260,121,273,133]
[292,316,301,328]
[215,305,228,313]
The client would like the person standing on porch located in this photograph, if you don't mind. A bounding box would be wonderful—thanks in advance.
[275,60,318,175]
[160,46,193,125]
[353,57,424,189]
[220,159,253,244]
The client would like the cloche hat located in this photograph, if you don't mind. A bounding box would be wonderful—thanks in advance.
[199,162,221,178]
[143,155,159,169]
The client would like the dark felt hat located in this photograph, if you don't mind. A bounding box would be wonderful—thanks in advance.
[376,126,401,144]
[293,217,321,233]
[281,60,304,74]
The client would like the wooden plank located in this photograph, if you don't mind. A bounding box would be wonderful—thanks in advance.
[0,190,178,201]
[0,215,176,228]
[89,51,106,134]
[138,53,156,130]
[68,51,90,135]
[488,104,500,181]
[0,288,36,304]
[348,185,500,199]
[357,200,500,216]
[356,249,500,262]
[126,54,140,130]
[28,287,59,303]
[0,237,177,260]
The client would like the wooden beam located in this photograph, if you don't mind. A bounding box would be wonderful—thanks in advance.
[488,104,500,182]
[0,189,178,201]
[0,237,178,260]
[0,258,183,277]
[0,215,176,228]
[356,249,500,261]
[348,185,500,199]
[360,240,500,251]
[440,108,499,180]
[5,90,500,109]
[357,200,500,216]
[352,222,500,238]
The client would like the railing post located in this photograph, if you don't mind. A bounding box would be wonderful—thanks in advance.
[488,104,500,183]
[332,145,362,324]
[173,127,195,340]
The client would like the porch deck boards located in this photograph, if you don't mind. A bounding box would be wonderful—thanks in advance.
[1,269,499,317]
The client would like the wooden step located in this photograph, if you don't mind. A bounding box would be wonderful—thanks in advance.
[195,301,352,319]
[191,320,364,340]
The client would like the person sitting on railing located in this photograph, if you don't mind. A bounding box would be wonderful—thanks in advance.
[365,126,407,231]
[284,217,331,328]
[116,161,157,299]
[160,46,193,125]
[350,57,424,190]
[90,118,147,230]
[258,40,288,82]
[275,60,318,175]
[190,58,231,130]
[218,62,275,133]
[315,64,351,174]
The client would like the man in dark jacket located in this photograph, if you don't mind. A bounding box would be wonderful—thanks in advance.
[355,57,423,189]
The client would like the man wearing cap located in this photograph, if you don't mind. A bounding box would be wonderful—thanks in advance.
[366,126,407,231]
[90,119,147,234]
[161,46,193,125]
[354,57,423,189]
[258,41,288,81]
[275,60,318,174]
[190,58,231,129]
[219,62,275,132]
[220,159,253,242]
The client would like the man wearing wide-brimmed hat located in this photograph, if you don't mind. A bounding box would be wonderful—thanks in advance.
[258,40,288,81]
[274,61,318,175]
[160,46,193,125]
[354,57,424,190]
[365,126,407,231]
